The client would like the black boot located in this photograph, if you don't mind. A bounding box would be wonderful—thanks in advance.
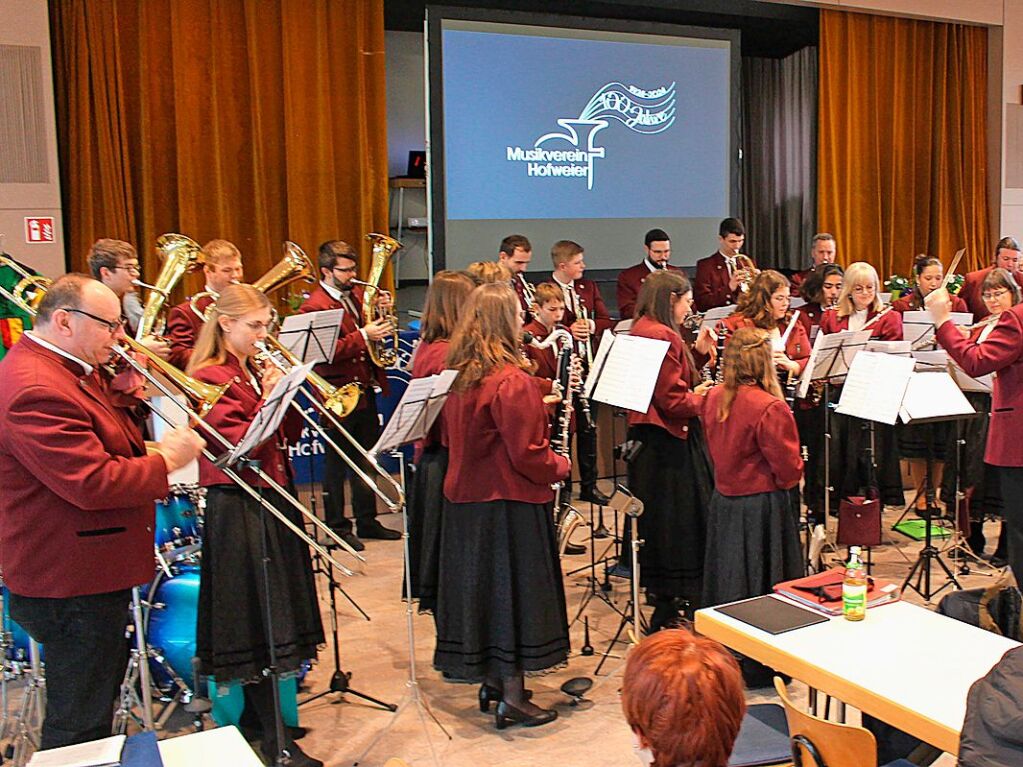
[245,679,322,767]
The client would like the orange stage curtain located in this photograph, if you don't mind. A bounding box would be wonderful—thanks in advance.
[818,10,991,278]
[50,0,391,300]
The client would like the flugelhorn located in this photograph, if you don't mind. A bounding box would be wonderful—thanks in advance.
[137,233,204,339]
[362,233,402,368]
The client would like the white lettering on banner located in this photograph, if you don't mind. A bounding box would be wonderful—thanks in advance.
[503,81,677,190]
[289,440,325,458]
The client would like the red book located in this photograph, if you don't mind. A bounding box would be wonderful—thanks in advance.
[773,567,900,616]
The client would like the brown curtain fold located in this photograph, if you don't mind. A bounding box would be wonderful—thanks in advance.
[50,0,391,300]
[818,10,991,278]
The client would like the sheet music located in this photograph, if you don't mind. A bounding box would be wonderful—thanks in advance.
[587,333,669,413]
[227,362,312,466]
[614,319,633,334]
[702,304,736,323]
[796,329,872,398]
[865,340,911,355]
[950,359,994,394]
[902,310,972,350]
[28,735,125,767]
[912,349,949,371]
[278,309,343,365]
[836,351,914,425]
[149,394,198,485]
[584,330,615,399]
[372,369,457,455]
[898,371,975,423]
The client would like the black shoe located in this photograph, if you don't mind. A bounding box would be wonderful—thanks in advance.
[579,487,611,505]
[478,684,532,712]
[260,739,322,767]
[563,542,586,556]
[494,700,557,730]
[242,724,307,742]
[335,531,365,552]
[357,521,401,540]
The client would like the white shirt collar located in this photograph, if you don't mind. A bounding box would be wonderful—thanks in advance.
[203,284,219,297]
[320,280,342,302]
[24,331,94,375]
[552,274,574,289]
[644,258,659,272]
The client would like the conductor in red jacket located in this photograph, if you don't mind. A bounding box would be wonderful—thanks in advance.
[0,275,204,749]
[694,218,752,312]
[615,228,680,320]
[298,241,400,549]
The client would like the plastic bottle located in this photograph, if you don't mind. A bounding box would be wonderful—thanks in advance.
[843,546,867,621]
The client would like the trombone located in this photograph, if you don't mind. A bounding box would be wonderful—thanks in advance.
[254,339,405,512]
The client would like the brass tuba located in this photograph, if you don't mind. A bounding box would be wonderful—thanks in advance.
[137,233,204,340]
[252,241,317,296]
[361,233,401,368]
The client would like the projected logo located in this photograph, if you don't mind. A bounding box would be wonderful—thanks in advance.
[505,81,676,190]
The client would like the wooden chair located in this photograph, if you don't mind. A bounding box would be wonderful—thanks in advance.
[773,677,915,767]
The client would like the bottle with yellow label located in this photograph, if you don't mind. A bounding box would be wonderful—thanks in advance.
[843,546,867,621]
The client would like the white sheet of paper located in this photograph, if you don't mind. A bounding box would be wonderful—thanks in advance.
[584,330,615,400]
[912,350,949,371]
[902,310,973,349]
[950,360,994,394]
[899,372,976,423]
[588,333,670,413]
[796,329,872,398]
[614,319,633,334]
[373,373,447,454]
[28,735,125,767]
[278,309,343,365]
[702,304,736,323]
[836,351,914,425]
[149,394,199,485]
[865,340,911,355]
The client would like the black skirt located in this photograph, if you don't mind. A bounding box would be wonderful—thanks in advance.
[703,488,803,607]
[406,446,448,612]
[897,420,949,461]
[794,401,825,515]
[627,423,714,605]
[196,486,324,683]
[433,499,569,681]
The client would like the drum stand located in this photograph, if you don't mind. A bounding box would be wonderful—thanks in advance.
[7,640,43,767]
[352,452,450,767]
[113,587,156,733]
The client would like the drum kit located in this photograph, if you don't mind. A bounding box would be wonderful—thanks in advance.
[0,484,211,766]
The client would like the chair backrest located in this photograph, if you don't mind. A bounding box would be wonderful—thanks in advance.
[773,677,878,767]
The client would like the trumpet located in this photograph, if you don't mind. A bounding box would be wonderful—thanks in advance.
[254,340,404,512]
[734,254,759,294]
[0,254,51,314]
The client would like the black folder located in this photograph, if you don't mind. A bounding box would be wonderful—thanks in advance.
[715,595,829,635]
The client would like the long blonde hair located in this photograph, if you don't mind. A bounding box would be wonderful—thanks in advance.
[188,284,270,374]
[835,261,883,317]
[717,327,783,422]
[446,283,528,391]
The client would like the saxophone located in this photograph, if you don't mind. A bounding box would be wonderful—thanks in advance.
[362,233,402,368]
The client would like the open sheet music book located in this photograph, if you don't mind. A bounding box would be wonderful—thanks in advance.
[584,330,669,413]
[898,371,975,423]
[278,309,343,365]
[902,310,973,350]
[795,329,872,399]
[836,351,915,425]
[371,369,458,455]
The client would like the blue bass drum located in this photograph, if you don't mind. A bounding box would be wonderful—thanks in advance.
[145,563,199,690]
[155,485,203,558]
[1,586,42,664]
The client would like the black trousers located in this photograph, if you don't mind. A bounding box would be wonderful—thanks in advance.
[996,466,1023,579]
[573,399,599,492]
[9,589,129,749]
[322,397,381,533]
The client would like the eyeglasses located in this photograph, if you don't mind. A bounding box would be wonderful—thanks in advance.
[241,320,273,332]
[982,288,1010,301]
[852,285,875,294]
[113,264,142,275]
[62,308,126,334]
[332,266,357,274]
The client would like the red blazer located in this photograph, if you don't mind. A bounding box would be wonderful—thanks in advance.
[512,276,534,322]
[552,278,614,337]
[442,364,570,504]
[165,294,214,370]
[192,353,302,488]
[819,307,903,341]
[701,384,803,496]
[890,290,968,315]
[795,302,826,338]
[627,315,705,439]
[936,306,1023,467]
[722,314,811,374]
[411,338,450,451]
[298,285,388,406]
[790,268,812,290]
[616,262,681,320]
[522,319,559,382]
[0,338,169,598]
[695,252,745,312]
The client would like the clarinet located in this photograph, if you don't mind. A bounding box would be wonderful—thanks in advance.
[784,372,798,411]
[552,341,574,511]
[715,322,727,384]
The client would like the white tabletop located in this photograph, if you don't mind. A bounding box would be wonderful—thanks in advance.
[695,597,1019,754]
[158,726,263,766]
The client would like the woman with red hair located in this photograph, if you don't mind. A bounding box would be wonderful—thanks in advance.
[622,629,746,767]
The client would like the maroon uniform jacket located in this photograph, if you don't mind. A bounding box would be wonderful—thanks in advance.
[616,261,681,320]
[890,290,968,315]
[442,364,570,504]
[192,353,302,488]
[522,319,560,382]
[0,338,169,598]
[790,268,812,291]
[299,284,388,407]
[165,294,214,370]
[701,384,803,496]
[695,252,747,312]
[627,315,705,440]
[819,307,903,341]
[796,302,826,339]
[722,314,811,375]
[411,338,450,451]
[937,306,1023,467]
[511,275,534,322]
[551,278,613,337]
[957,267,1023,321]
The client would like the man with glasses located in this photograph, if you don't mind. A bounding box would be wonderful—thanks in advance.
[0,274,204,749]
[165,239,244,369]
[298,240,399,550]
[87,239,170,360]
[959,237,1023,322]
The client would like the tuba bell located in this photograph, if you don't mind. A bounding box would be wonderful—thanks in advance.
[361,233,401,368]
[252,241,317,296]
[137,233,204,340]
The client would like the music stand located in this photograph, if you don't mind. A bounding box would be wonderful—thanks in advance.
[277,309,342,366]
